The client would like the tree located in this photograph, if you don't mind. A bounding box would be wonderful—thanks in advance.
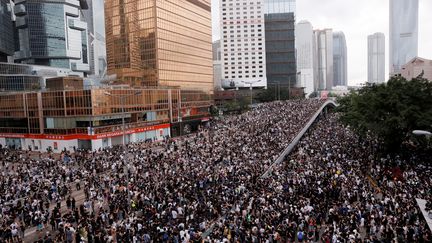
[210,105,220,117]
[221,96,250,114]
[256,85,292,102]
[337,76,432,151]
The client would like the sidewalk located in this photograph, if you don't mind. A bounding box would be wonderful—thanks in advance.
[23,188,86,242]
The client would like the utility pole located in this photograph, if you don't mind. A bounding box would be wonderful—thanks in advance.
[104,90,142,212]
[241,80,260,107]
[278,81,280,100]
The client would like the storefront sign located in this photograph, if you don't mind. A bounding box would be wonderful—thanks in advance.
[0,123,170,141]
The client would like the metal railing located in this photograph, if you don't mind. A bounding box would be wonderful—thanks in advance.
[261,100,338,178]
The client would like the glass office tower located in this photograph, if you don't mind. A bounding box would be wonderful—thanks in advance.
[0,0,14,62]
[13,0,90,74]
[368,32,385,83]
[264,0,296,89]
[265,12,296,87]
[81,0,96,75]
[333,31,347,86]
[296,20,315,96]
[390,0,418,75]
[105,0,213,93]
[314,29,333,91]
[264,0,296,14]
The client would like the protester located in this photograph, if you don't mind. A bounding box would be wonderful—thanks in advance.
[0,100,322,242]
[233,113,431,242]
[1,100,430,242]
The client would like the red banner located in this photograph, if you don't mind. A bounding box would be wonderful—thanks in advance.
[0,123,170,141]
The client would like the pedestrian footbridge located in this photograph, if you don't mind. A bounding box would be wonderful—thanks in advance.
[261,99,338,178]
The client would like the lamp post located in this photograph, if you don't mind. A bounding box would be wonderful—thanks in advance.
[241,80,261,107]
[274,81,280,101]
[104,90,142,212]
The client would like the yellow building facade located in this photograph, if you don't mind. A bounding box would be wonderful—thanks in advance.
[105,0,213,94]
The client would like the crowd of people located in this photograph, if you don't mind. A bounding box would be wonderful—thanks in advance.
[1,99,327,242]
[209,113,430,242]
[1,98,430,242]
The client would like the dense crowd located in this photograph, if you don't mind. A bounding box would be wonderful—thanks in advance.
[1,99,431,242]
[1,99,325,242]
[210,113,430,242]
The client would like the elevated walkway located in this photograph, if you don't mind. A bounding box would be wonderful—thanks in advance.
[261,99,338,178]
[202,99,338,238]
[416,198,432,232]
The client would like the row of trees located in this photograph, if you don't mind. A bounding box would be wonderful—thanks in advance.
[337,76,432,151]
[213,75,431,152]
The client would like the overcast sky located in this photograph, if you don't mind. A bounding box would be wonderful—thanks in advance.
[211,0,432,85]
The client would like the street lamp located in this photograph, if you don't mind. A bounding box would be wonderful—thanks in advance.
[241,80,261,107]
[274,81,280,101]
[104,90,142,212]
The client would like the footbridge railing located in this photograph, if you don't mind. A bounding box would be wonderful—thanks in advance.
[261,99,338,179]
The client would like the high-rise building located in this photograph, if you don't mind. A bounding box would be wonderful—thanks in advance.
[98,56,107,77]
[220,0,267,89]
[13,0,90,75]
[213,40,222,61]
[213,40,222,90]
[0,0,14,62]
[313,29,333,90]
[333,31,347,86]
[264,5,296,89]
[93,32,107,78]
[389,0,419,75]
[105,0,213,93]
[264,0,296,14]
[368,32,385,83]
[81,0,96,76]
[296,20,314,97]
[0,0,212,152]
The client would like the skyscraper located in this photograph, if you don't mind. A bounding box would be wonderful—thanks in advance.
[0,0,14,62]
[264,0,296,14]
[220,0,267,89]
[105,0,213,93]
[296,20,314,96]
[213,40,222,90]
[389,0,419,75]
[13,0,90,75]
[368,32,385,83]
[81,0,96,76]
[333,31,347,86]
[314,29,333,90]
[264,0,296,89]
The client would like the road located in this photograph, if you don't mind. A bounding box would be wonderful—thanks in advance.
[22,145,168,242]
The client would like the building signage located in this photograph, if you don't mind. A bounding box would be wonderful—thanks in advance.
[0,123,170,141]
